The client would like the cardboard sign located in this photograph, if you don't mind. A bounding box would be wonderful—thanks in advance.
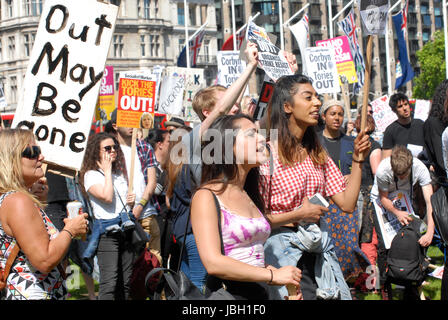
[253,80,275,120]
[246,20,294,81]
[117,70,157,129]
[370,95,397,132]
[158,73,185,116]
[304,47,340,94]
[217,51,247,88]
[316,36,358,84]
[413,99,431,121]
[165,67,205,122]
[359,0,390,35]
[12,0,118,172]
[96,65,115,121]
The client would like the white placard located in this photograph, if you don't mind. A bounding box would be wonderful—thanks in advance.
[370,95,397,133]
[413,99,431,121]
[217,51,247,88]
[304,46,340,94]
[12,0,118,172]
[158,73,185,116]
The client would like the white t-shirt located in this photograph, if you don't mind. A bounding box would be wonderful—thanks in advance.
[84,170,129,220]
[371,157,431,200]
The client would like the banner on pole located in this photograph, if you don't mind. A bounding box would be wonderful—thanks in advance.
[288,14,309,74]
[359,0,390,35]
[12,0,118,172]
[157,73,185,116]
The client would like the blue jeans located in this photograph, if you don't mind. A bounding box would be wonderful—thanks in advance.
[178,233,208,292]
[82,217,122,262]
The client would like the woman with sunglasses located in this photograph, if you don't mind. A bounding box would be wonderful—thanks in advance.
[0,129,88,300]
[260,75,371,300]
[79,132,136,300]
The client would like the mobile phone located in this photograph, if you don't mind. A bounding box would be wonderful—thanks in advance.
[308,193,329,208]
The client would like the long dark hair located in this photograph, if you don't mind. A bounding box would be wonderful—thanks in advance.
[200,114,265,213]
[79,132,128,195]
[429,79,448,125]
[267,74,327,166]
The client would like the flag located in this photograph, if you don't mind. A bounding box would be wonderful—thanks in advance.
[222,27,246,51]
[177,27,206,68]
[288,14,309,74]
[338,9,365,94]
[392,2,414,89]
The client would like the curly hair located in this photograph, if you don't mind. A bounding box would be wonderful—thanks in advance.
[428,79,448,124]
[79,132,128,196]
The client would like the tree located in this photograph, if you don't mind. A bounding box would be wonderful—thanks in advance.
[412,30,446,100]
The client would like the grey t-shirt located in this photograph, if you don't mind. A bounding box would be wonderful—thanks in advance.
[370,157,431,200]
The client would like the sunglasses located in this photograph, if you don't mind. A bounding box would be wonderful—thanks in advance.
[103,144,118,153]
[22,145,42,160]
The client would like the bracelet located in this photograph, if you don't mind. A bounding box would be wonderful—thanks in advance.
[62,229,74,240]
[267,268,273,284]
[352,158,364,163]
[139,198,148,206]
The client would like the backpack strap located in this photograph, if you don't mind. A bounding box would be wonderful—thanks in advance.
[0,244,20,289]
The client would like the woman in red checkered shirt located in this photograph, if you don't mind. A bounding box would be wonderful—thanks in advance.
[259,74,371,300]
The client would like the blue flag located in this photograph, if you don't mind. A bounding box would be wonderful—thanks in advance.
[392,11,414,89]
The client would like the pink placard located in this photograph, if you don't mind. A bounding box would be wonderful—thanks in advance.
[99,65,114,96]
[316,36,353,64]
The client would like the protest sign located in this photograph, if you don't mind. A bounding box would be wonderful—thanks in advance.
[117,70,157,129]
[413,99,430,121]
[316,36,358,84]
[370,95,397,132]
[359,0,390,35]
[95,65,115,122]
[165,67,205,122]
[303,47,340,94]
[373,190,421,249]
[158,73,185,116]
[253,79,275,120]
[217,51,247,88]
[152,65,165,110]
[246,20,294,81]
[12,0,118,173]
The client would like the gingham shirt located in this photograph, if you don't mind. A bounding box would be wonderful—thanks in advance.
[259,142,346,215]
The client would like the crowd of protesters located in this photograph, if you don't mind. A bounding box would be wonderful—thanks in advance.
[1,41,448,301]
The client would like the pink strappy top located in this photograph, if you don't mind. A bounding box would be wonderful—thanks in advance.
[216,196,271,268]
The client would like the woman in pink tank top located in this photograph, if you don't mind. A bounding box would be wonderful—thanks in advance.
[190,114,302,300]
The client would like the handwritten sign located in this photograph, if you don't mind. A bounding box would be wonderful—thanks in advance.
[316,36,358,84]
[246,20,294,81]
[413,99,431,121]
[12,0,118,172]
[370,95,397,132]
[158,72,185,116]
[359,0,390,35]
[304,46,340,94]
[117,70,157,129]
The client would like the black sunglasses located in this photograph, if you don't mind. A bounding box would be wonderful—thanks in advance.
[103,144,118,153]
[22,145,42,159]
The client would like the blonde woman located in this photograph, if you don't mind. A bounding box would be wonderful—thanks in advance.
[0,129,88,300]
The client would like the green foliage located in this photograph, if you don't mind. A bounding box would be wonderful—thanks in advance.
[413,30,446,100]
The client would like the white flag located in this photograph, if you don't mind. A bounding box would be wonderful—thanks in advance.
[288,14,309,74]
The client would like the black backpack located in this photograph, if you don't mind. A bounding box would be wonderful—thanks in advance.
[386,220,429,286]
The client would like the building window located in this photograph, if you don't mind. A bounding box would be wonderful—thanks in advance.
[115,72,120,91]
[7,0,14,18]
[23,0,43,16]
[113,35,123,58]
[189,4,197,26]
[9,76,17,104]
[23,33,35,57]
[8,36,15,60]
[178,3,185,25]
[202,39,210,63]
[150,34,160,57]
[140,35,146,57]
[422,14,431,26]
[0,40,2,62]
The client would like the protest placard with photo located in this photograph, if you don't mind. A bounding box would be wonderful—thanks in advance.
[12,0,118,173]
[95,65,115,122]
[117,70,157,129]
[303,46,340,94]
[370,95,397,132]
[246,20,294,81]
[359,0,390,35]
[316,36,358,84]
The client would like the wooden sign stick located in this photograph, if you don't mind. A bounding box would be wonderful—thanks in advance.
[340,76,352,123]
[128,128,138,195]
[359,35,373,161]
